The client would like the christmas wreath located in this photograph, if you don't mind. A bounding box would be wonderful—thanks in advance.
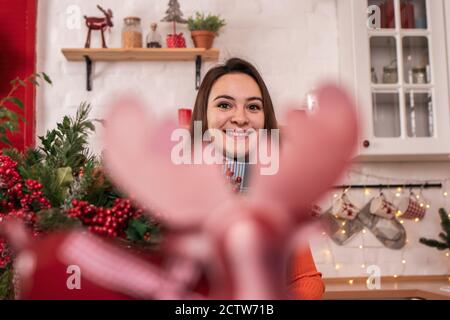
[0,102,160,299]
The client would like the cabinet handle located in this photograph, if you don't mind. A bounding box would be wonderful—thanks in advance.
[363,140,370,148]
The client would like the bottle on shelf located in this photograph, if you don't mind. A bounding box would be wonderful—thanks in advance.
[146,23,163,48]
[371,67,378,84]
[406,54,414,84]
[381,0,395,28]
[382,60,398,84]
[401,0,415,29]
[412,67,426,84]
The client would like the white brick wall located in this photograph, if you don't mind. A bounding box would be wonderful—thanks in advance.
[36,0,449,278]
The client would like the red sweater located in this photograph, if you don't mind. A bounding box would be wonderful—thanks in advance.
[288,245,325,300]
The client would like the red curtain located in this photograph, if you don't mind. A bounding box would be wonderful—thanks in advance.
[0,0,37,151]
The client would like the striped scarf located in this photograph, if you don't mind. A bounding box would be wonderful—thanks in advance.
[222,157,249,193]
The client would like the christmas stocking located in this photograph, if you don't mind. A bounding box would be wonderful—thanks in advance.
[356,202,406,249]
[320,209,363,245]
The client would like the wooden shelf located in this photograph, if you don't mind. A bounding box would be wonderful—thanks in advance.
[60,48,220,91]
[61,48,220,62]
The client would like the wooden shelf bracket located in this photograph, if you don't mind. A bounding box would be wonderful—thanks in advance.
[195,55,201,90]
[84,55,93,91]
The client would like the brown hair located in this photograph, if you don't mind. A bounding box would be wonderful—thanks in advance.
[190,58,278,136]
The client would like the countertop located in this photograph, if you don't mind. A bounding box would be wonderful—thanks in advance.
[323,276,450,300]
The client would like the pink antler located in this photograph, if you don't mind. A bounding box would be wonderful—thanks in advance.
[101,83,359,299]
[3,83,359,300]
[102,96,233,229]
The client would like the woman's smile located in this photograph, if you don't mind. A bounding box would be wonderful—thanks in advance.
[223,129,252,140]
[206,73,265,158]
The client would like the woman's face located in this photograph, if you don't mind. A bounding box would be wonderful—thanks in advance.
[207,73,265,158]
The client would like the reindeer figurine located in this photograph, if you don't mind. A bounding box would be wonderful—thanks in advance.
[84,5,114,48]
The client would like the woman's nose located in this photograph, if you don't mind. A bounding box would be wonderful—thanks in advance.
[230,107,249,126]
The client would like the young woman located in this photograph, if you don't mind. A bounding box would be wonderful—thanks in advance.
[190,57,325,299]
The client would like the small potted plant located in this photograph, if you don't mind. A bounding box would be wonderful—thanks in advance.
[187,12,226,49]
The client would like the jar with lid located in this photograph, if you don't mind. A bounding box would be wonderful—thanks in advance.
[382,66,398,84]
[412,67,426,84]
[122,17,143,48]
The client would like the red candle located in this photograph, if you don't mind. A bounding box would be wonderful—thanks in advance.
[178,108,192,128]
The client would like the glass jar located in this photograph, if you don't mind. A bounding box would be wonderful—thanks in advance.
[412,67,426,84]
[382,66,398,84]
[122,17,143,48]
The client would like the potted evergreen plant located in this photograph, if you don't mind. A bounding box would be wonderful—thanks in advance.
[187,12,226,49]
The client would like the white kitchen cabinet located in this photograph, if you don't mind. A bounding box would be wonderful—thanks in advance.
[338,0,450,161]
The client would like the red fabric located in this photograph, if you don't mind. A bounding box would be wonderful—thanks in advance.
[288,245,325,300]
[17,231,324,300]
[18,232,210,300]
[19,233,132,300]
[381,0,395,29]
[0,0,37,151]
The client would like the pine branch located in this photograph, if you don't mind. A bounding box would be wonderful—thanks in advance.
[8,148,45,180]
[439,208,450,235]
[438,232,449,243]
[38,102,95,170]
[23,162,66,207]
[420,208,450,250]
[0,267,13,300]
[36,208,81,232]
[67,159,120,208]
[419,238,449,250]
[1,148,24,165]
[23,149,44,170]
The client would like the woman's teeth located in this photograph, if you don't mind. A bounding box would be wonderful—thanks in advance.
[224,130,248,138]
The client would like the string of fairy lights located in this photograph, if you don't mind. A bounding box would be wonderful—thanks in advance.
[317,170,450,282]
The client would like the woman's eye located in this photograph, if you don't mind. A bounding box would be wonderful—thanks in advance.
[217,103,231,109]
[247,104,262,111]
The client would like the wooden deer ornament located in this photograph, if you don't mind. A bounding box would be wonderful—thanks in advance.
[84,5,114,48]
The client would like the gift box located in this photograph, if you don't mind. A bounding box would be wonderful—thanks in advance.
[166,33,186,48]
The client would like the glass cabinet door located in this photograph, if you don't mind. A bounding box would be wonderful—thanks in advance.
[370,37,398,85]
[402,36,430,84]
[405,91,433,137]
[372,92,401,137]
[368,0,434,139]
[338,0,449,158]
